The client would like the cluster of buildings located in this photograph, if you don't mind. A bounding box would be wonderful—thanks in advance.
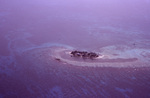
[70,50,99,59]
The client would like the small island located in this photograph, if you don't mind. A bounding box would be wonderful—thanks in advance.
[50,46,140,67]
[70,50,99,59]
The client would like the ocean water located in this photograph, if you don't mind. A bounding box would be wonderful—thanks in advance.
[0,0,150,97]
